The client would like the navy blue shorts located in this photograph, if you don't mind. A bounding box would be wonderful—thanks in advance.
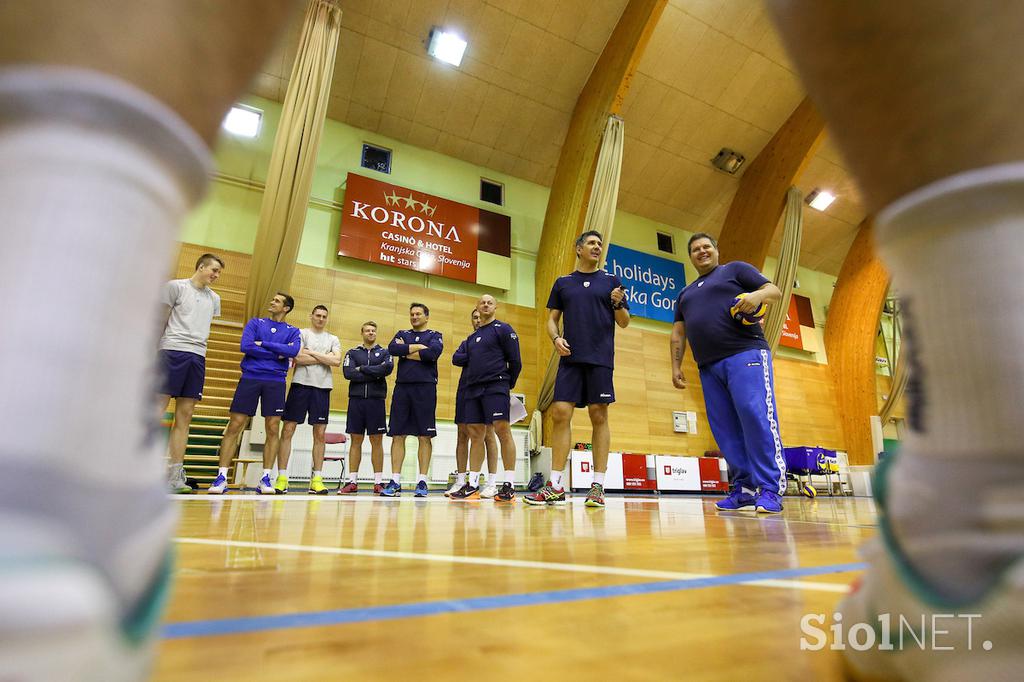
[388,383,437,437]
[283,382,330,424]
[454,387,467,424]
[229,378,286,417]
[160,350,205,400]
[347,397,387,435]
[553,362,615,408]
[463,391,510,425]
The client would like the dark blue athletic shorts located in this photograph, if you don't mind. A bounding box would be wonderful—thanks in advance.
[229,378,286,417]
[552,362,615,408]
[347,397,387,435]
[463,391,510,425]
[388,383,437,437]
[283,382,330,424]
[160,350,205,400]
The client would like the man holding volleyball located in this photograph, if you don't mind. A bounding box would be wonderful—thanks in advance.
[670,233,785,513]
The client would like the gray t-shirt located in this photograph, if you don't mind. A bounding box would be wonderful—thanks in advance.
[292,328,341,390]
[159,279,221,356]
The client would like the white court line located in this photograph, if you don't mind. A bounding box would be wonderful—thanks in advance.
[174,537,852,594]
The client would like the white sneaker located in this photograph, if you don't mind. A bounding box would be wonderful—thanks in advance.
[167,467,191,494]
[834,455,1024,680]
[444,480,465,497]
[257,474,275,495]
[0,560,162,681]
[207,473,227,494]
[480,483,498,499]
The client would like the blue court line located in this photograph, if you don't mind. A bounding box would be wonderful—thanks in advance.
[163,561,864,640]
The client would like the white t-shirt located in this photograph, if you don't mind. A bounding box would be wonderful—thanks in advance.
[159,279,221,356]
[292,328,341,390]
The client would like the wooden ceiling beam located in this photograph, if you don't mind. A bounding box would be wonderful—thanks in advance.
[824,218,891,465]
[716,97,825,269]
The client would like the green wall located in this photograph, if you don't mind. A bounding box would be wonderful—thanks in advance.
[183,95,843,345]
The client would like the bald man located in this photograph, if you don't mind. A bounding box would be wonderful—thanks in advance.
[450,295,521,502]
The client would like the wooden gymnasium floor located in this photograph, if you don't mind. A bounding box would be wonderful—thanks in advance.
[154,491,877,681]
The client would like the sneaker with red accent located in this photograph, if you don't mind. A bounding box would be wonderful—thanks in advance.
[584,482,605,508]
[336,481,359,495]
[523,484,567,506]
[373,482,384,495]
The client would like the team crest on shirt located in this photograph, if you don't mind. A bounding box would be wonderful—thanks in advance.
[583,282,590,287]
[375,352,380,357]
[271,327,277,332]
[415,336,419,341]
[475,337,481,342]
[697,282,704,288]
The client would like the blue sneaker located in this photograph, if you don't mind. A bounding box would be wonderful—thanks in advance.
[380,480,401,497]
[414,480,428,497]
[207,473,228,494]
[257,474,275,495]
[754,488,783,514]
[715,487,756,510]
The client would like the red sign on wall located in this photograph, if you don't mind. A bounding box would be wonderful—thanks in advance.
[338,173,480,282]
[779,296,804,349]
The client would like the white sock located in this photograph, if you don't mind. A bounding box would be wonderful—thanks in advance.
[263,469,272,478]
[456,472,466,486]
[311,470,321,478]
[594,472,606,486]
[374,472,382,484]
[504,469,516,485]
[417,473,426,484]
[490,470,503,485]
[348,473,357,483]
[392,472,401,484]
[551,471,563,489]
[0,68,209,613]
[469,471,481,488]
[218,467,229,477]
[877,164,1024,599]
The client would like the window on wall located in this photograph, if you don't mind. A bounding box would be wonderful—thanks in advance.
[656,231,674,254]
[361,143,392,174]
[480,178,504,206]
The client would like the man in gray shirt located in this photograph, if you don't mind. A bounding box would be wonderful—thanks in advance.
[275,304,341,494]
[158,253,223,493]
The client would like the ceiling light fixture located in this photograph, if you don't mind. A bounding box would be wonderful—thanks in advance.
[427,28,467,67]
[710,148,746,174]
[806,189,837,211]
[221,104,262,138]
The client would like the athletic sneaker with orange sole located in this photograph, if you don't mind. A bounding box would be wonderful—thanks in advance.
[449,483,480,500]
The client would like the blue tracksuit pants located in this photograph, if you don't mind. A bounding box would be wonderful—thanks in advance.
[699,348,786,494]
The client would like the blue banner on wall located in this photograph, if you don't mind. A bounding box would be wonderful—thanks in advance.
[603,244,687,323]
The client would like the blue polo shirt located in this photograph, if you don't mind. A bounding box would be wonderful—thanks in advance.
[674,261,771,368]
[546,269,628,369]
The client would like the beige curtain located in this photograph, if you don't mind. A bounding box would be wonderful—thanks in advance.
[764,186,804,351]
[245,0,342,320]
[536,115,625,415]
[879,306,907,423]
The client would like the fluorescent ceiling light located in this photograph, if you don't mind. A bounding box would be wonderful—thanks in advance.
[427,29,467,67]
[222,105,262,138]
[806,189,836,211]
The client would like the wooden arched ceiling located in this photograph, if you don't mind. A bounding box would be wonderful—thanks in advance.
[252,0,866,274]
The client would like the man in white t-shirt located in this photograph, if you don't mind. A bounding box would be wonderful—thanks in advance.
[275,304,341,494]
[158,253,223,493]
